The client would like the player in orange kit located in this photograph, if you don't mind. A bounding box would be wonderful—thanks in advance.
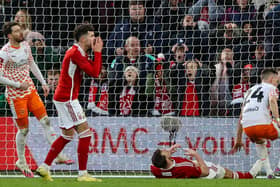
[0,22,73,178]
[234,69,280,178]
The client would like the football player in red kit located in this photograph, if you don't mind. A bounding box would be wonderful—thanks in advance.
[151,144,260,179]
[36,24,103,182]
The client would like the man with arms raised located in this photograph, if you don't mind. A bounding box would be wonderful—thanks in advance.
[151,144,259,179]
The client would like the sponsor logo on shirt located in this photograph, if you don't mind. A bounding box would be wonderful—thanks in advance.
[162,172,172,177]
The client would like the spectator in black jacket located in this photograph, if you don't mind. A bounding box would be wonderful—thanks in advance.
[106,0,162,64]
[249,43,267,84]
[177,14,209,61]
[108,36,155,116]
[38,69,60,116]
[156,0,186,54]
[208,23,242,62]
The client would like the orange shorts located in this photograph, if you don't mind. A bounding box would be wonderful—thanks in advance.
[7,90,47,129]
[243,122,280,142]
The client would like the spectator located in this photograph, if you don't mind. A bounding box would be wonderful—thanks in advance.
[253,0,280,41]
[170,43,189,67]
[26,31,60,86]
[108,36,155,116]
[180,60,200,116]
[224,0,256,27]
[188,0,226,30]
[208,22,241,60]
[177,15,209,61]
[252,0,276,11]
[14,9,32,39]
[241,21,256,44]
[156,0,186,54]
[233,21,257,60]
[0,85,11,116]
[38,69,60,117]
[152,64,174,116]
[169,45,201,116]
[231,64,252,116]
[265,2,280,58]
[170,59,210,116]
[87,66,109,116]
[209,48,241,116]
[249,43,270,84]
[106,0,162,63]
[110,66,146,116]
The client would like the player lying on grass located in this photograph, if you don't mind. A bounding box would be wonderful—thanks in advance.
[151,144,260,179]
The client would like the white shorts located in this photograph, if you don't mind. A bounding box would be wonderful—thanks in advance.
[203,161,225,179]
[54,99,87,129]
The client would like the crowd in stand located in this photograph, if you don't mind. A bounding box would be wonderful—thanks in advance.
[0,0,280,117]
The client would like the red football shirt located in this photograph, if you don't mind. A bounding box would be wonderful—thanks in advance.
[54,44,102,102]
[150,157,201,178]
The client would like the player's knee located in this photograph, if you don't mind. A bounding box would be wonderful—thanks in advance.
[19,128,29,136]
[78,128,92,138]
[215,165,226,179]
[40,116,50,127]
[255,139,266,144]
[61,133,74,141]
[15,117,29,128]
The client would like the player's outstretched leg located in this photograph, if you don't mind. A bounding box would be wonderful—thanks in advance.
[249,159,263,178]
[15,128,34,178]
[39,116,75,165]
[37,135,71,181]
[224,168,253,179]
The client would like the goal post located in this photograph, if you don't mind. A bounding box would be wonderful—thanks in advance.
[0,0,279,177]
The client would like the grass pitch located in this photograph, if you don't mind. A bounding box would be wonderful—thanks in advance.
[0,178,279,187]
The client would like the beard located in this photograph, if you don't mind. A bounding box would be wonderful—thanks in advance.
[15,37,24,43]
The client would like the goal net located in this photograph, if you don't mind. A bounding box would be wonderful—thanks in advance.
[0,0,279,177]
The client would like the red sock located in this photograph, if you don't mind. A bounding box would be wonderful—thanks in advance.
[44,136,70,166]
[77,136,91,170]
[236,171,253,179]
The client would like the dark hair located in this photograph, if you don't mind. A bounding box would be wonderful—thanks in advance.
[47,69,60,76]
[2,22,20,37]
[261,69,278,80]
[129,0,145,7]
[151,149,167,168]
[73,24,95,42]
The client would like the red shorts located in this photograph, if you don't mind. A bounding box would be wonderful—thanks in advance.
[7,90,47,129]
[243,122,280,142]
